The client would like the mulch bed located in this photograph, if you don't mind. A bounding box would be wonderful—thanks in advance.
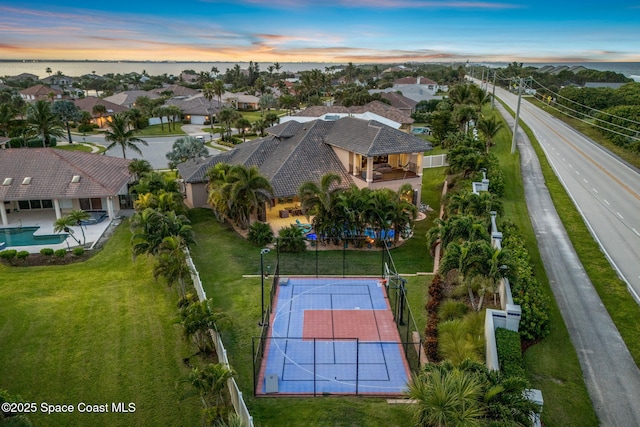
[0,251,94,267]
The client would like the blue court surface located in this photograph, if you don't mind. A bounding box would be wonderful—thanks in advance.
[257,277,411,395]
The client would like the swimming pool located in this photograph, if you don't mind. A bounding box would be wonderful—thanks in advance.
[0,226,68,247]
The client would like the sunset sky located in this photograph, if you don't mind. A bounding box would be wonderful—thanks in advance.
[1,0,639,63]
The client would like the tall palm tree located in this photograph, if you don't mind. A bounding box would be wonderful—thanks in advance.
[165,105,182,131]
[179,363,236,419]
[202,82,216,128]
[128,158,153,183]
[217,108,240,141]
[104,113,148,159]
[130,208,194,258]
[476,116,504,153]
[91,104,107,128]
[27,100,64,147]
[153,105,168,131]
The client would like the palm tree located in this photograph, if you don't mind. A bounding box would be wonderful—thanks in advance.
[234,117,251,142]
[202,82,216,129]
[165,105,182,131]
[27,100,64,147]
[226,165,274,229]
[217,108,240,142]
[476,116,504,153]
[130,208,194,258]
[153,106,168,131]
[298,173,343,239]
[53,216,82,246]
[179,363,236,422]
[153,235,192,298]
[178,299,230,356]
[91,104,107,128]
[66,210,91,245]
[128,159,153,183]
[407,362,485,427]
[104,113,148,159]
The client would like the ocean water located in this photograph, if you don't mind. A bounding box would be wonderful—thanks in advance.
[0,61,343,79]
[1,60,638,82]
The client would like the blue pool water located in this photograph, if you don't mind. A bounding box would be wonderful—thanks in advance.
[0,226,68,247]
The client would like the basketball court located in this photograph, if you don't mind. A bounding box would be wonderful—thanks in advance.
[256,277,411,396]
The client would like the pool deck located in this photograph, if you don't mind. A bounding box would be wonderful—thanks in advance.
[0,210,118,253]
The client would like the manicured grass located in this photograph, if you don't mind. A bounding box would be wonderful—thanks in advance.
[488,108,598,426]
[135,124,186,137]
[55,144,93,152]
[0,223,201,427]
[241,110,286,122]
[184,168,452,426]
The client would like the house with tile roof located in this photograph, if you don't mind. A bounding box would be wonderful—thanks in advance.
[165,94,223,125]
[103,90,160,108]
[290,101,414,131]
[177,116,431,210]
[73,97,128,128]
[20,84,63,102]
[370,76,444,103]
[151,84,199,97]
[0,149,131,226]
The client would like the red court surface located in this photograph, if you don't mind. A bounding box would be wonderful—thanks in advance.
[303,309,399,341]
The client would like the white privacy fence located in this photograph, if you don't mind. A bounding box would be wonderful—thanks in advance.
[185,248,254,427]
[423,153,448,168]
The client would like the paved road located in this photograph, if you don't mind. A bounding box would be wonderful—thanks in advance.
[80,128,221,169]
[493,85,640,303]
[493,95,640,426]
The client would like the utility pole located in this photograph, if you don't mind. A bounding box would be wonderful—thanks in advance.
[511,77,523,154]
[491,71,497,110]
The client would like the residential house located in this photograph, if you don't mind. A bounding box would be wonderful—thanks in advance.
[151,84,199,97]
[222,92,260,110]
[165,94,223,125]
[370,76,443,103]
[103,90,160,109]
[177,116,431,210]
[73,97,127,128]
[289,101,414,131]
[0,148,131,226]
[378,92,417,117]
[41,74,74,88]
[19,84,63,102]
[6,73,39,82]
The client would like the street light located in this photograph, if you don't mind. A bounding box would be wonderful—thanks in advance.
[259,248,271,326]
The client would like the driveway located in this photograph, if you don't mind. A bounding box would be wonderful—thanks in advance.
[78,125,222,170]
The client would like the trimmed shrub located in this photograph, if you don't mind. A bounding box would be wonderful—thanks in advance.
[277,226,306,253]
[40,248,55,256]
[0,250,17,263]
[495,327,526,378]
[16,251,30,261]
[72,247,85,256]
[54,249,67,258]
[247,222,274,247]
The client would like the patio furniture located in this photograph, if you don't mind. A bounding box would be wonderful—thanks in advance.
[279,209,289,218]
[295,219,312,233]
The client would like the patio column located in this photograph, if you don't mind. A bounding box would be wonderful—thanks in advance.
[53,199,62,220]
[0,200,7,226]
[415,153,424,176]
[106,196,115,220]
[366,157,373,183]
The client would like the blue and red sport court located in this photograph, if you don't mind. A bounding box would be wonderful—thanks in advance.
[256,277,411,396]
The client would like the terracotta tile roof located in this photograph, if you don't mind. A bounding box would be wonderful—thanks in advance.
[294,102,413,125]
[20,84,62,97]
[73,97,127,117]
[0,148,131,201]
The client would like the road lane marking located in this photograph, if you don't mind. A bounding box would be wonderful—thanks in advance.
[576,170,580,175]
[583,178,588,183]
[593,188,598,193]
[604,199,610,205]
[616,212,624,219]
[632,228,640,237]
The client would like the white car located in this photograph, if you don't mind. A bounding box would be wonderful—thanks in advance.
[195,136,205,142]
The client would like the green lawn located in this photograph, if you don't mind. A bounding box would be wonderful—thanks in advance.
[241,110,286,122]
[488,110,598,426]
[135,123,186,137]
[55,144,93,153]
[0,224,200,427]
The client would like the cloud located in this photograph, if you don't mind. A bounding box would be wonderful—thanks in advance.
[199,0,521,9]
